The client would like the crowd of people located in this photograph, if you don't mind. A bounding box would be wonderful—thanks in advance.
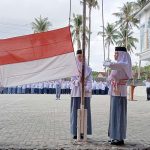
[0,80,109,95]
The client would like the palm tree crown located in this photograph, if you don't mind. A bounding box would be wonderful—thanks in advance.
[133,0,149,11]
[71,13,89,50]
[82,0,99,65]
[113,2,139,29]
[98,23,118,60]
[31,16,52,33]
[116,29,138,52]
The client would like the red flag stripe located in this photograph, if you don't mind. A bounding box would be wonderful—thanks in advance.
[0,26,73,65]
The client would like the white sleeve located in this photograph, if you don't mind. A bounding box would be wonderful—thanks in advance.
[71,76,80,87]
[108,62,127,71]
[85,74,92,92]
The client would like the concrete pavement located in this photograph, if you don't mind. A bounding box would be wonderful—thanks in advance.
[0,94,150,149]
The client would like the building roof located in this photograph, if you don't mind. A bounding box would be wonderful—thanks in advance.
[136,1,150,18]
[98,72,107,78]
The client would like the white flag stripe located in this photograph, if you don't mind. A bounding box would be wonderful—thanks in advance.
[0,52,78,87]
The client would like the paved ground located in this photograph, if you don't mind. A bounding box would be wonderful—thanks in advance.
[0,94,150,150]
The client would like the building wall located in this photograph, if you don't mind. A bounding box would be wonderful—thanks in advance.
[140,8,150,53]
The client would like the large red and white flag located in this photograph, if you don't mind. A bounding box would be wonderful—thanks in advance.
[0,26,78,87]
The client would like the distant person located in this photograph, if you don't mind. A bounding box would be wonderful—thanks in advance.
[92,80,96,95]
[96,82,100,95]
[66,81,70,94]
[44,81,49,94]
[143,78,150,101]
[55,79,62,100]
[22,84,26,94]
[31,83,35,94]
[17,85,22,94]
[0,82,4,94]
[103,47,132,145]
[101,82,106,95]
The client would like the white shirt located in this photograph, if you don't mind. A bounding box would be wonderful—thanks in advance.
[26,84,31,88]
[48,82,53,88]
[96,82,100,90]
[44,82,49,88]
[22,84,26,89]
[143,80,150,88]
[101,82,106,90]
[92,81,96,90]
[38,82,43,89]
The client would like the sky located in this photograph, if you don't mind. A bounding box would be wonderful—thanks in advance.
[0,0,142,71]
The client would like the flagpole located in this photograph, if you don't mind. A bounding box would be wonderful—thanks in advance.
[102,0,105,62]
[77,0,87,142]
[81,0,86,107]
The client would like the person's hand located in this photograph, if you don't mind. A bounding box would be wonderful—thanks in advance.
[103,60,111,67]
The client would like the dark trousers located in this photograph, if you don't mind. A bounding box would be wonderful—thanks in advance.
[70,97,92,136]
[146,88,150,100]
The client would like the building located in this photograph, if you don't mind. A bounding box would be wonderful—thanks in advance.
[97,72,106,78]
[136,1,150,78]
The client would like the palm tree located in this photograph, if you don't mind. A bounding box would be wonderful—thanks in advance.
[98,23,118,60]
[71,13,89,50]
[113,2,139,50]
[31,16,52,33]
[81,0,99,65]
[116,29,138,52]
[133,0,149,10]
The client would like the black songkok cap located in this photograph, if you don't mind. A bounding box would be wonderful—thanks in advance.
[76,49,82,54]
[115,47,127,52]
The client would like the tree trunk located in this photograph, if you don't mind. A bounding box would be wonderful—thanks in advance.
[88,7,91,66]
[138,60,141,79]
[125,23,128,49]
[102,0,105,62]
[77,33,81,50]
[108,42,110,60]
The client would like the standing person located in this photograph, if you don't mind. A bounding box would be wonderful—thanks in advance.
[0,83,4,94]
[26,84,31,94]
[55,79,62,100]
[103,47,132,145]
[92,80,96,95]
[61,80,65,94]
[17,85,22,94]
[39,82,44,94]
[143,78,150,101]
[64,81,67,94]
[52,81,56,94]
[31,83,35,94]
[48,81,53,94]
[22,84,26,94]
[43,81,48,94]
[70,49,92,139]
[101,82,106,95]
[96,81,100,95]
[99,81,102,95]
[34,82,39,94]
[66,81,70,94]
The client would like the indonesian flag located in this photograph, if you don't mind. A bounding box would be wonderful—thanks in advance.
[0,26,78,87]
